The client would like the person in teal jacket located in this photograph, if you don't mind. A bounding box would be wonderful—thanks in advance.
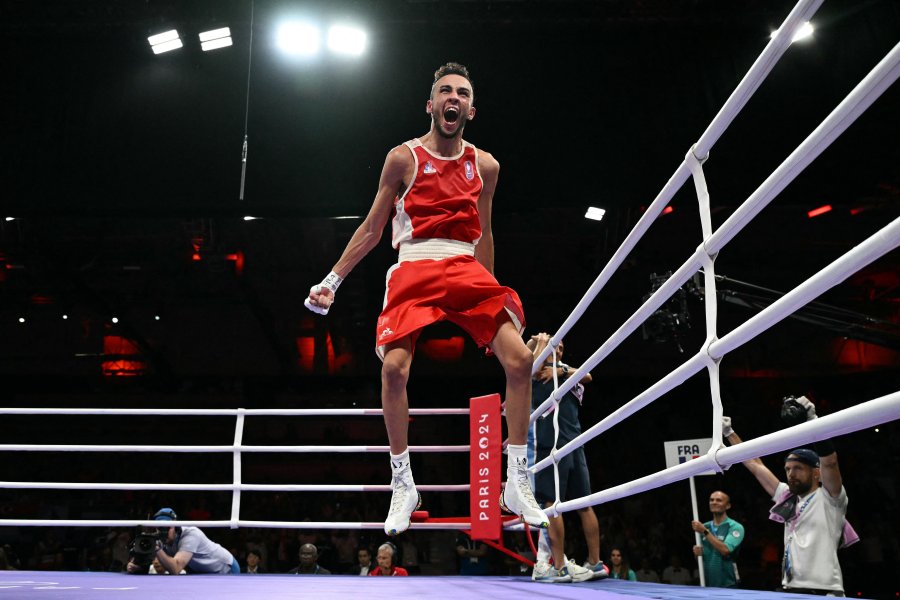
[692,490,745,588]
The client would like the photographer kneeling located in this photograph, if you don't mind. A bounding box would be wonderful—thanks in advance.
[126,508,239,575]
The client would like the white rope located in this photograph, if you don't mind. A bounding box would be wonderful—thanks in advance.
[0,519,478,530]
[530,38,900,467]
[0,408,469,416]
[0,444,469,453]
[0,483,469,492]
[532,202,900,478]
[556,392,900,513]
[531,0,825,375]
[4,0,895,537]
[530,0,900,523]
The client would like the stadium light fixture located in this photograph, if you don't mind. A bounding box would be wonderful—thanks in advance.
[327,25,367,56]
[148,29,183,54]
[277,21,321,56]
[199,27,233,51]
[584,207,606,221]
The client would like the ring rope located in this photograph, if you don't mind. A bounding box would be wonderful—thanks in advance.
[532,0,900,522]
[530,0,825,377]
[0,408,469,416]
[0,483,470,492]
[0,407,475,529]
[2,0,896,539]
[555,391,900,515]
[531,39,900,471]
[0,444,470,453]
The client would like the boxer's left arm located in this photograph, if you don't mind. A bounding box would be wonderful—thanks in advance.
[475,151,499,275]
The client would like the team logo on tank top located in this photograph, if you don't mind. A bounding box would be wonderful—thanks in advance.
[423,161,436,174]
[464,161,474,181]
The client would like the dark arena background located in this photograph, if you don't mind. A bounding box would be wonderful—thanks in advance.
[1,0,899,598]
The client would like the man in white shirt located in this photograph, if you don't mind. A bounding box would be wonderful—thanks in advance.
[356,547,374,576]
[724,396,849,595]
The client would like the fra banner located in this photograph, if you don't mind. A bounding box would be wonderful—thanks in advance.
[469,394,501,540]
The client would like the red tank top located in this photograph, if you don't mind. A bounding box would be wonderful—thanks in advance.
[391,139,483,248]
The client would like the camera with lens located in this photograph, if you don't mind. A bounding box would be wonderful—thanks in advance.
[780,395,808,427]
[129,532,160,574]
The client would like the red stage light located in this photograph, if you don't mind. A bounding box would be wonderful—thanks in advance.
[807,205,832,218]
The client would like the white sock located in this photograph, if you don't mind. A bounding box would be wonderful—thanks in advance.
[390,449,411,471]
[507,444,527,469]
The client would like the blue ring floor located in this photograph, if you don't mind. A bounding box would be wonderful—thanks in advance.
[0,571,861,599]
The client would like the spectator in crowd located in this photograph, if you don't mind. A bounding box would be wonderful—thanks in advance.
[691,490,744,588]
[634,557,660,583]
[662,554,692,585]
[244,535,269,572]
[609,548,637,581]
[287,543,331,575]
[368,543,409,576]
[355,547,375,575]
[243,549,264,574]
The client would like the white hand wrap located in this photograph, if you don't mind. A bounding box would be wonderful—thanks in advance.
[795,395,817,420]
[722,416,734,438]
[304,271,343,315]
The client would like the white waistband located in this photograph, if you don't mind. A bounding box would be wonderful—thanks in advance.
[398,239,475,262]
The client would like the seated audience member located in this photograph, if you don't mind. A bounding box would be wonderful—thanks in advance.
[243,549,264,574]
[368,543,408,577]
[609,548,637,581]
[662,554,693,585]
[634,558,660,583]
[287,543,331,575]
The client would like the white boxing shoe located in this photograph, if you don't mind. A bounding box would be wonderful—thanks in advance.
[384,468,421,536]
[499,456,549,528]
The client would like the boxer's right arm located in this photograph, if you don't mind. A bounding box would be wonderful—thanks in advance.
[305,146,411,314]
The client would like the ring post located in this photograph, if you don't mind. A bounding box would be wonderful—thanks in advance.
[469,394,502,540]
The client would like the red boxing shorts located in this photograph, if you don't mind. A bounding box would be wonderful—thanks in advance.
[375,254,525,360]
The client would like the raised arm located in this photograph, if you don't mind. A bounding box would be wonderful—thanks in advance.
[475,151,499,275]
[723,417,780,497]
[792,397,843,497]
[306,146,412,314]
